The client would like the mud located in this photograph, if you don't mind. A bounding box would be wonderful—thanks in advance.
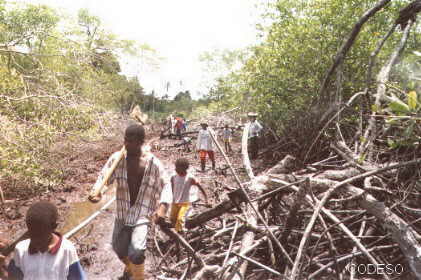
[1,122,272,279]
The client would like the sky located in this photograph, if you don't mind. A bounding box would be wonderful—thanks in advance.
[14,0,262,99]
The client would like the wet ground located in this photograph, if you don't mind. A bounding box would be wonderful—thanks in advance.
[1,124,271,279]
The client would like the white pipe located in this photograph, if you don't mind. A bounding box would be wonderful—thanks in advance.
[64,196,116,239]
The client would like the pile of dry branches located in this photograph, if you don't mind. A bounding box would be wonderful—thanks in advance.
[150,119,420,279]
[150,2,421,279]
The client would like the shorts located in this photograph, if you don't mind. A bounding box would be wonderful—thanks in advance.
[170,202,190,232]
[112,219,149,264]
[199,150,215,161]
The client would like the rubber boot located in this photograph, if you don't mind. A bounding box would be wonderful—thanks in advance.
[119,257,131,280]
[201,159,206,172]
[128,262,145,280]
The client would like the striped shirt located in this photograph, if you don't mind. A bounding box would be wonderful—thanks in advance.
[93,150,172,226]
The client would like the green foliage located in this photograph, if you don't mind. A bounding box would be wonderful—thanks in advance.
[0,3,156,195]
[202,0,420,143]
[0,3,59,48]
[139,90,211,122]
[384,90,420,148]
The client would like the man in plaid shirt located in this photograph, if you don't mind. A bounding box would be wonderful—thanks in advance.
[89,124,172,280]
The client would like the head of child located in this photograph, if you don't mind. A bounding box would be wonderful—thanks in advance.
[225,124,229,129]
[175,158,189,176]
[200,123,208,130]
[26,201,58,251]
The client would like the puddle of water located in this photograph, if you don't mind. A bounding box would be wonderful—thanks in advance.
[59,186,116,235]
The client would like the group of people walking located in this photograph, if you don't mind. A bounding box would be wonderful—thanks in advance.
[0,123,210,280]
[166,115,187,140]
[195,112,264,172]
[0,112,263,280]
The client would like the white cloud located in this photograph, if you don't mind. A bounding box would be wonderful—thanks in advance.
[11,0,261,98]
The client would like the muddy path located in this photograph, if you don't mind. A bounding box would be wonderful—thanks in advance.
[1,122,271,279]
[74,129,260,279]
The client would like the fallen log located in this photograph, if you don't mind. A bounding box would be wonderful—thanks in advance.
[185,200,236,229]
[259,156,421,279]
[160,130,199,139]
[346,185,421,278]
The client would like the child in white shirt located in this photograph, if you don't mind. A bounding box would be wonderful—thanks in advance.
[169,158,208,232]
[222,124,233,153]
[0,201,86,280]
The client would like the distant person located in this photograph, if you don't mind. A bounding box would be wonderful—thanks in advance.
[175,117,184,140]
[196,122,216,172]
[247,112,263,160]
[166,115,173,132]
[222,124,233,153]
[171,117,177,138]
[0,201,86,280]
[181,118,187,133]
[89,124,172,280]
[169,158,208,232]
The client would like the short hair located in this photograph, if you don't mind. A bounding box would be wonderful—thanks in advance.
[26,201,58,233]
[175,158,189,170]
[125,124,145,142]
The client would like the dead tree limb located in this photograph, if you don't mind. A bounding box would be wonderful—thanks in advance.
[159,225,205,269]
[185,200,236,229]
[345,185,421,278]
[241,122,254,179]
[318,0,392,102]
[222,220,239,268]
[233,206,257,279]
[232,252,284,278]
[350,216,367,280]
[208,128,294,266]
[359,20,414,157]
[304,91,364,163]
[279,179,308,247]
[289,158,421,280]
[316,215,342,280]
[308,245,398,279]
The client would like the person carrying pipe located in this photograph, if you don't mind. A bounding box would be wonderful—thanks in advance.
[89,124,172,280]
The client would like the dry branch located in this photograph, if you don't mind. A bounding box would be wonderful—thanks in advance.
[318,0,392,102]
[359,20,414,157]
